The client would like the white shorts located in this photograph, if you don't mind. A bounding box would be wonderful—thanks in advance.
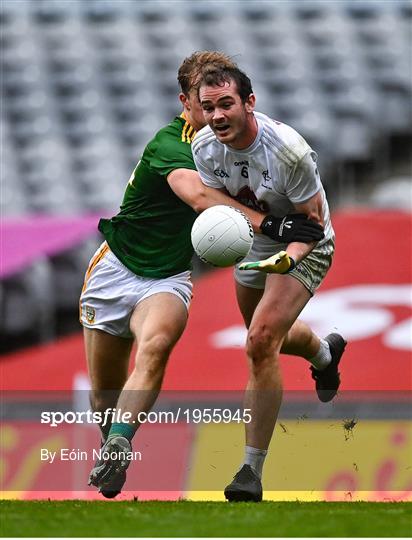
[79,242,193,338]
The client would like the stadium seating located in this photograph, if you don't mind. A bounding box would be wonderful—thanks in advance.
[0,258,56,351]
[1,0,411,349]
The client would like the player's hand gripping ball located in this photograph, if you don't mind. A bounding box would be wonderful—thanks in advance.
[191,205,254,267]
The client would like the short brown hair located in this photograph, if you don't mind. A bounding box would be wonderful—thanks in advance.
[199,65,253,103]
[178,51,238,95]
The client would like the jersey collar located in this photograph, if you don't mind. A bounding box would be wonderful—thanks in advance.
[180,112,197,143]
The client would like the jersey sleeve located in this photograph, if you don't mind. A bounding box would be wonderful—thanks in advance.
[148,131,197,177]
[285,150,322,204]
[192,146,223,188]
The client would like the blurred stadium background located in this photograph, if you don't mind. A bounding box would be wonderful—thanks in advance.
[1,0,411,503]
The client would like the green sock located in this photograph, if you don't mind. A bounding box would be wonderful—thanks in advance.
[108,422,135,442]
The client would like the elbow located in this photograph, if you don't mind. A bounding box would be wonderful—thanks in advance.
[191,190,209,214]
[304,205,324,227]
[311,213,324,227]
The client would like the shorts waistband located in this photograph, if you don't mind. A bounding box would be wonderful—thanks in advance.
[103,243,192,280]
[104,247,130,271]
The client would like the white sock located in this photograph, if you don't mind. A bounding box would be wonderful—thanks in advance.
[309,338,332,370]
[243,445,267,478]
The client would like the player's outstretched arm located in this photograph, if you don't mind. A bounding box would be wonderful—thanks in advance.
[240,191,326,274]
[167,168,265,230]
[168,169,325,243]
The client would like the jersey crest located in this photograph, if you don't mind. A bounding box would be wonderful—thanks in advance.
[234,186,268,213]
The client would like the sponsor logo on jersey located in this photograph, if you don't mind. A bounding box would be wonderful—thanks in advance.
[85,305,96,324]
[214,168,229,178]
[233,160,249,166]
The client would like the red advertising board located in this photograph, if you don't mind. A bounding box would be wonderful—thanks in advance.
[1,210,410,393]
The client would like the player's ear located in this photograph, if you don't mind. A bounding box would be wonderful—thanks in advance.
[179,92,189,109]
[245,93,256,113]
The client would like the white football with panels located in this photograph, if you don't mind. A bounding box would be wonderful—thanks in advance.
[191,205,254,267]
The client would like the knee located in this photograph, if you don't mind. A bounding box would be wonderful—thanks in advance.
[246,323,283,365]
[136,333,174,374]
[141,333,174,359]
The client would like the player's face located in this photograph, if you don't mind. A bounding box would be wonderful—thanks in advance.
[199,81,256,149]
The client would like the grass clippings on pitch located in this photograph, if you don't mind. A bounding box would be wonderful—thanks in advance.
[1,500,411,537]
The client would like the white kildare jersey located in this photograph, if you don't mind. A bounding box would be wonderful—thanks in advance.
[192,112,334,246]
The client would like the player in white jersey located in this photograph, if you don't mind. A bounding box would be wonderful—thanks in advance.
[82,52,325,500]
[192,65,346,502]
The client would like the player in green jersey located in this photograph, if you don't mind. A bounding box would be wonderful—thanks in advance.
[81,52,264,498]
[98,115,199,279]
[82,51,324,498]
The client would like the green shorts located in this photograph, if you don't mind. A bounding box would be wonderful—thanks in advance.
[234,236,335,295]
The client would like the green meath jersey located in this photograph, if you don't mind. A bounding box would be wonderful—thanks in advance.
[98,115,198,278]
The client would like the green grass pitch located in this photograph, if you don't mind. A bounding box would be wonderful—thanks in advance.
[1,501,411,537]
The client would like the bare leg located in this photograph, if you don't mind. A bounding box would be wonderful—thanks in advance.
[87,294,187,495]
[243,274,311,450]
[113,292,188,431]
[281,319,320,359]
[235,282,263,328]
[83,328,133,437]
[225,278,315,502]
[236,281,320,360]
